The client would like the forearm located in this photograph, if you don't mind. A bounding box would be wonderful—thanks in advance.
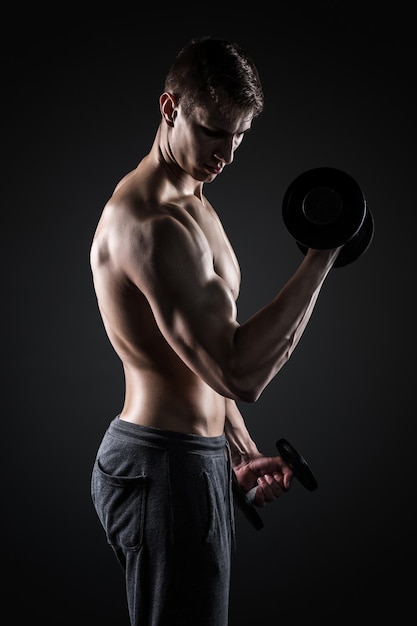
[224,398,260,467]
[232,248,338,400]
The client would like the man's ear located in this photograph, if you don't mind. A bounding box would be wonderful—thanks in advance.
[160,93,178,127]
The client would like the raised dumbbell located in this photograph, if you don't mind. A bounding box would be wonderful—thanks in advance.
[232,438,318,530]
[282,167,374,267]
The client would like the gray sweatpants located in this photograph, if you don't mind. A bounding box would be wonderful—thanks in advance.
[91,416,235,625]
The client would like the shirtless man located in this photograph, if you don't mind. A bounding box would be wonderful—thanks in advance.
[90,36,340,626]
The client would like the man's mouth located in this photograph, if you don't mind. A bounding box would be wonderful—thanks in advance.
[206,163,223,175]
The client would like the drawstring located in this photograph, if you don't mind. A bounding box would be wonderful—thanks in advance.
[224,440,236,551]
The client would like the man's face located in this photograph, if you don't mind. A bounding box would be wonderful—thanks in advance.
[170,99,253,182]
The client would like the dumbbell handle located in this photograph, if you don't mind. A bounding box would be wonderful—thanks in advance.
[245,485,258,503]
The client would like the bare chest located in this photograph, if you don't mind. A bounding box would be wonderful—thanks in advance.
[198,212,241,300]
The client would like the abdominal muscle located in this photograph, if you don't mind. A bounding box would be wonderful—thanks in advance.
[119,363,227,437]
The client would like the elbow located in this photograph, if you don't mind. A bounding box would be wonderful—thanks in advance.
[221,374,265,404]
[219,353,291,404]
[237,387,262,403]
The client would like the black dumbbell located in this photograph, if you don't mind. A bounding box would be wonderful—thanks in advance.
[282,167,374,267]
[232,438,318,530]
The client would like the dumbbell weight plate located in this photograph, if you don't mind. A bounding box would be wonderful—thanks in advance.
[276,438,318,491]
[282,167,367,249]
[296,206,374,267]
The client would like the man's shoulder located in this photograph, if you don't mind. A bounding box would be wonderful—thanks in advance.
[113,169,137,194]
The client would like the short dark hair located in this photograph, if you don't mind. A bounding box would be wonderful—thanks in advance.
[164,36,264,119]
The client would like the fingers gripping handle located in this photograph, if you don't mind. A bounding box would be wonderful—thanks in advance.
[232,439,318,530]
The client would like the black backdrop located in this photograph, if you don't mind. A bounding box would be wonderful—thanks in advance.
[3,4,416,624]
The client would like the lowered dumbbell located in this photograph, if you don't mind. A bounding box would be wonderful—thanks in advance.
[282,167,374,267]
[232,438,318,530]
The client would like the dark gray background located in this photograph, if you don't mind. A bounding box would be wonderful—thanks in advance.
[3,4,416,624]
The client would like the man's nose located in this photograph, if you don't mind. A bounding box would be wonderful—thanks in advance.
[214,138,234,165]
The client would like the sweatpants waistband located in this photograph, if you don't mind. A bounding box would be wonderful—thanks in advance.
[107,415,227,455]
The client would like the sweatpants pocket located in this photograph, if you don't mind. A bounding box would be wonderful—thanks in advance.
[91,458,147,551]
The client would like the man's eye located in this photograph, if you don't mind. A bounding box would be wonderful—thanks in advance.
[202,128,222,138]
